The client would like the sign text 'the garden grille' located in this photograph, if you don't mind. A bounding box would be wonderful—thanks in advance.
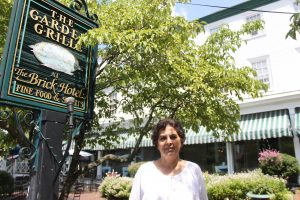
[0,0,98,118]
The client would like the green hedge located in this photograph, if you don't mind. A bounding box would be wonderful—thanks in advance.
[204,170,292,200]
[127,162,145,177]
[99,169,292,200]
[0,170,14,196]
[259,153,300,184]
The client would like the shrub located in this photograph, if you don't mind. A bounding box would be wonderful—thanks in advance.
[99,169,292,200]
[99,176,133,200]
[0,170,14,196]
[259,149,300,184]
[127,162,145,177]
[278,153,299,183]
[205,169,292,200]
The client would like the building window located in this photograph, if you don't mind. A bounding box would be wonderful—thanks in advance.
[293,1,300,12]
[246,13,262,36]
[209,25,222,34]
[109,92,117,115]
[233,141,259,172]
[251,59,270,87]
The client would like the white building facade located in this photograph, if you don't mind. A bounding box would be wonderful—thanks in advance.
[194,0,300,175]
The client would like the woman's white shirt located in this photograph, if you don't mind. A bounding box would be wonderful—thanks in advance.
[129,161,208,200]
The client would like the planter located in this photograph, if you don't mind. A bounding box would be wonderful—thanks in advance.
[246,192,275,200]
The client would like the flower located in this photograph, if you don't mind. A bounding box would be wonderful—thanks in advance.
[106,169,120,177]
[258,149,282,164]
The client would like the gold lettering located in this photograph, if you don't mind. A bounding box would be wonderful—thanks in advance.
[61,24,70,35]
[15,68,28,77]
[50,19,59,31]
[71,29,78,39]
[29,10,39,21]
[59,14,67,24]
[69,38,76,49]
[40,15,49,26]
[58,83,84,98]
[51,72,59,79]
[45,28,56,40]
[74,100,84,107]
[30,10,82,52]
[61,34,68,46]
[34,23,44,35]
[35,89,52,99]
[56,31,61,43]
[46,78,57,94]
[68,19,74,27]
[28,73,39,85]
[51,10,58,18]
[16,84,22,92]
[15,85,33,95]
[58,83,68,93]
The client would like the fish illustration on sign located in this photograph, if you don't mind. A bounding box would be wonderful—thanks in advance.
[30,42,80,75]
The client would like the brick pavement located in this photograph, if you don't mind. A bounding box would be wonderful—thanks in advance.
[67,190,300,200]
[68,191,300,200]
[67,191,106,200]
[295,190,300,200]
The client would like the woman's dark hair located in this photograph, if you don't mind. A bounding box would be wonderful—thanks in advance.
[151,119,185,148]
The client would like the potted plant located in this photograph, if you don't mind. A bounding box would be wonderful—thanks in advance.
[246,184,275,200]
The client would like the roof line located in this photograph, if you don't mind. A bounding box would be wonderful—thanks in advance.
[198,0,280,24]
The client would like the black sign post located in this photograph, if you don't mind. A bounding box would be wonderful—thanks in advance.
[0,0,98,199]
[27,110,66,200]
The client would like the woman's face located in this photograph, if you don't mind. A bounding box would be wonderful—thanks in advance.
[157,125,182,158]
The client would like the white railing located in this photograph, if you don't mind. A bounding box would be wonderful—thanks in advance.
[0,158,29,176]
[0,159,6,170]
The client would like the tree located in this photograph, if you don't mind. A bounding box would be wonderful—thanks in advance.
[0,0,13,56]
[0,0,267,199]
[286,0,300,40]
[78,0,266,148]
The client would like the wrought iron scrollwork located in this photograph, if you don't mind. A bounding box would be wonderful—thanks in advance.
[70,0,98,23]
[15,110,34,127]
[0,109,34,127]
[0,110,10,120]
[19,147,32,160]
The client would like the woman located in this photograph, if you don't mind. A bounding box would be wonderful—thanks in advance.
[129,119,208,200]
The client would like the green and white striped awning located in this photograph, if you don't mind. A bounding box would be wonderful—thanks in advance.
[185,109,291,144]
[84,134,153,150]
[86,109,292,150]
[234,109,291,140]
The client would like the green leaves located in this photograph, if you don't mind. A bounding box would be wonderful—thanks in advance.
[286,13,300,40]
[0,0,13,55]
[74,0,269,144]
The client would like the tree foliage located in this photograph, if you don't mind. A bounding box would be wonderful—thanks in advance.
[286,0,300,40]
[0,0,13,56]
[78,0,266,141]
[286,13,300,40]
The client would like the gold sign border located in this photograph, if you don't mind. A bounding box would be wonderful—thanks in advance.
[7,0,95,114]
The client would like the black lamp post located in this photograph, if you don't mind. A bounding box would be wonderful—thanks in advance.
[53,97,75,184]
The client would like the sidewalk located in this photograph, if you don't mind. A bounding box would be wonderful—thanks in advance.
[66,190,300,200]
[295,189,300,200]
[67,191,106,200]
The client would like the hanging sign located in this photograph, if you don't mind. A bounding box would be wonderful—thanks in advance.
[0,0,98,118]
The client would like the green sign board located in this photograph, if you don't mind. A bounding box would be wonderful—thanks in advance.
[0,0,98,118]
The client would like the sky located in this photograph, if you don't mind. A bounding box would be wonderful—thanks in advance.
[174,0,247,21]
